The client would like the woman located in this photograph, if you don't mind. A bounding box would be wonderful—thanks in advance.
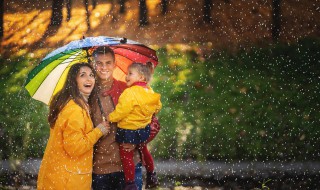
[37,63,109,190]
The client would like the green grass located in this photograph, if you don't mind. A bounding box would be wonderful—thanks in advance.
[150,37,320,161]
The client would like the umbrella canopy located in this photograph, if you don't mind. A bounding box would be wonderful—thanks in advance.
[25,36,158,105]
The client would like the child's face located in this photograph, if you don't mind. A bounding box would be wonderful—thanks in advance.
[125,67,144,87]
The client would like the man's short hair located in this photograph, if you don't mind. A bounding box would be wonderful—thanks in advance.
[92,46,115,61]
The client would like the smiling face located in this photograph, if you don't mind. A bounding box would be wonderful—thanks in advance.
[125,67,145,87]
[93,53,116,81]
[76,66,95,96]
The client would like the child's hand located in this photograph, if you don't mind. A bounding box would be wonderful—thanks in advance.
[122,143,136,152]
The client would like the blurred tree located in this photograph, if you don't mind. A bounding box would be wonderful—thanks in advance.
[109,0,118,22]
[66,0,72,21]
[0,0,3,38]
[84,0,91,30]
[203,0,213,23]
[139,0,149,26]
[272,0,281,41]
[0,57,49,160]
[119,0,126,14]
[50,0,64,26]
[161,0,168,15]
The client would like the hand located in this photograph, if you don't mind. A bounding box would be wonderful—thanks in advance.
[122,143,136,152]
[102,121,111,133]
[97,121,110,135]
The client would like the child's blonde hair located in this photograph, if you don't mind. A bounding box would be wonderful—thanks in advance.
[128,62,154,83]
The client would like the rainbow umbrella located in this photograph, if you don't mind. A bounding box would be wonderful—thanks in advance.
[25,36,158,105]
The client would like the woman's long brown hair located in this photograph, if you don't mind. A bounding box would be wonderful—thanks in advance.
[48,63,98,128]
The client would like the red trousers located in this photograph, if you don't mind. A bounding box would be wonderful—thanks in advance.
[119,144,154,182]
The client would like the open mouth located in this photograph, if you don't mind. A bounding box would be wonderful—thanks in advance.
[84,84,92,88]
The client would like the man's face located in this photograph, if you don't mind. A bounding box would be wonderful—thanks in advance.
[93,53,116,81]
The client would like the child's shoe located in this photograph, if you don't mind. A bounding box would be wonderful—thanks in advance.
[145,172,159,189]
[124,181,138,190]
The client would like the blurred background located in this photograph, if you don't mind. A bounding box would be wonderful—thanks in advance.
[0,0,319,189]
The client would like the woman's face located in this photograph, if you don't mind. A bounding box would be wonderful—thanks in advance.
[76,66,95,96]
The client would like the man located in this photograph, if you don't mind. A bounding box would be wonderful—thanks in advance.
[90,46,143,190]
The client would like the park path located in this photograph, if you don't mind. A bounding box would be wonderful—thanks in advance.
[1,159,320,189]
[2,159,319,177]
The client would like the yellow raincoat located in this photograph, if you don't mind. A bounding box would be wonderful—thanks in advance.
[37,100,103,190]
[108,85,162,130]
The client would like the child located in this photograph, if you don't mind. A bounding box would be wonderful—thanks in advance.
[108,62,162,190]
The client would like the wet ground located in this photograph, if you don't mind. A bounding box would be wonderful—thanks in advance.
[1,159,320,189]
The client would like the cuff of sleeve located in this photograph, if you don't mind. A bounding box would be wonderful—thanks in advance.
[96,124,108,135]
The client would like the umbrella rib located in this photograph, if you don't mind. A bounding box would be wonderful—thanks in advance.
[52,52,82,92]
[112,45,158,61]
[45,52,82,104]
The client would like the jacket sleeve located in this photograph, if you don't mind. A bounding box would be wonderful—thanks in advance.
[155,98,162,114]
[108,89,134,122]
[62,107,103,157]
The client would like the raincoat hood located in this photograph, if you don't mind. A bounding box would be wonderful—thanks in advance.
[133,86,161,115]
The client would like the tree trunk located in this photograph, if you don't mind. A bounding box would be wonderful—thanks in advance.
[139,0,148,26]
[0,0,4,38]
[272,0,281,41]
[84,0,91,30]
[50,0,64,26]
[119,0,126,14]
[92,0,97,9]
[109,0,117,22]
[66,0,72,21]
[203,0,213,23]
[161,0,168,15]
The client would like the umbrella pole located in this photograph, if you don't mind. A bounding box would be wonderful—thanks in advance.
[82,36,91,65]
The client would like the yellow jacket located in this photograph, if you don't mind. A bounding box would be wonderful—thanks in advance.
[37,100,103,190]
[109,85,162,130]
